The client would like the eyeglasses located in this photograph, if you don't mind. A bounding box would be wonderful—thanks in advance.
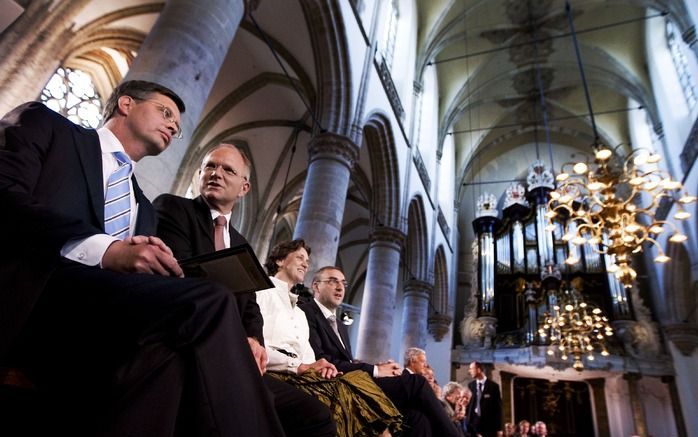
[202,162,249,181]
[132,97,183,139]
[316,278,349,288]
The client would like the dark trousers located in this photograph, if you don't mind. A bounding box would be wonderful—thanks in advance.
[17,263,285,437]
[264,374,335,437]
[376,373,459,437]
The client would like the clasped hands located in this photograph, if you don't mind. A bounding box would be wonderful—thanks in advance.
[374,359,402,377]
[298,358,341,379]
[102,235,183,277]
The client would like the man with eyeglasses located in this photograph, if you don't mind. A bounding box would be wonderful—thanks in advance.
[0,80,285,436]
[299,266,461,437]
[154,144,336,437]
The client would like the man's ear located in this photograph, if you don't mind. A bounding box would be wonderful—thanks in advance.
[238,181,251,198]
[116,95,134,116]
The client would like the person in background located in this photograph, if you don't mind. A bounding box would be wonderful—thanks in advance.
[515,420,533,437]
[301,265,461,437]
[258,239,403,437]
[466,361,503,437]
[154,143,335,437]
[404,347,429,376]
[533,421,548,437]
[0,80,283,436]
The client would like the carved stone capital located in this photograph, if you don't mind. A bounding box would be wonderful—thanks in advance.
[370,225,405,249]
[664,323,698,356]
[403,279,433,297]
[428,313,453,341]
[307,132,359,170]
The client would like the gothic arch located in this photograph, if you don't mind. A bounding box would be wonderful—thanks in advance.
[299,0,352,135]
[363,113,402,229]
[406,196,429,281]
[432,245,449,315]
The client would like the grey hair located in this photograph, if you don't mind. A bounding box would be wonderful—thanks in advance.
[442,381,465,398]
[403,347,426,367]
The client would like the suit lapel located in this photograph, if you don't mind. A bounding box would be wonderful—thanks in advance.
[72,127,104,227]
[193,196,215,248]
[315,301,353,360]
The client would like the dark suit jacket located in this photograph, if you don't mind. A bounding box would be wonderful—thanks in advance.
[467,378,503,436]
[0,102,154,360]
[153,193,264,342]
[298,297,374,375]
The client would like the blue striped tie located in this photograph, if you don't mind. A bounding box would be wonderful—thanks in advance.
[104,151,132,239]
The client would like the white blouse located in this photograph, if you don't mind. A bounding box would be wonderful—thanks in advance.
[256,276,317,374]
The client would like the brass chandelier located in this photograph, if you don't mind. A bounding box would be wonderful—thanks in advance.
[538,284,613,371]
[545,144,696,288]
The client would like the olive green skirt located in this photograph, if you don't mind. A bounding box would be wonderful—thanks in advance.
[270,370,403,437]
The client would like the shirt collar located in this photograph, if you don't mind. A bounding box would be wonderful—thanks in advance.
[98,127,136,166]
[270,276,298,306]
[209,210,232,226]
[314,298,336,319]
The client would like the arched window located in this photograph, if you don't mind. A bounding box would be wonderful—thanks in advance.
[382,0,399,70]
[666,21,697,111]
[40,67,103,128]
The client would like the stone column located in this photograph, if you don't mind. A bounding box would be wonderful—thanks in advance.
[661,376,688,437]
[355,226,404,362]
[125,0,246,198]
[624,373,648,437]
[587,378,611,437]
[293,132,359,274]
[400,279,432,350]
[0,0,91,115]
[663,323,698,437]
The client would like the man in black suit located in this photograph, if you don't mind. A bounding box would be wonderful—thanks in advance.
[466,361,503,437]
[299,266,461,437]
[0,81,284,436]
[154,143,335,437]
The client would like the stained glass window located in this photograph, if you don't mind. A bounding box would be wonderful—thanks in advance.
[41,67,103,128]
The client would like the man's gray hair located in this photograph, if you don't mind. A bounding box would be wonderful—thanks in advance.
[442,381,465,398]
[403,347,426,367]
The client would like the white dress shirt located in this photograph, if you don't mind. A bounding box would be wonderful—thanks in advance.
[256,276,317,374]
[60,127,137,266]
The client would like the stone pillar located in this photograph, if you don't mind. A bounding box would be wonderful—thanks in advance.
[293,132,359,274]
[663,323,698,437]
[355,226,404,362]
[125,0,246,198]
[0,0,91,115]
[401,279,431,350]
[587,378,611,437]
[661,376,688,437]
[624,373,648,437]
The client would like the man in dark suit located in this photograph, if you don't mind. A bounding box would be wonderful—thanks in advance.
[0,81,284,436]
[299,265,460,437]
[154,143,335,437]
[466,361,503,437]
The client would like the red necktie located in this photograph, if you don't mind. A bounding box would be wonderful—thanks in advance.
[214,215,227,251]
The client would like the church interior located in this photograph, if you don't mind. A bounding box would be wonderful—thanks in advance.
[0,0,696,436]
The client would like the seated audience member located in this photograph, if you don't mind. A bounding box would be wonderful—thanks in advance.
[404,347,429,376]
[442,381,470,436]
[516,419,532,437]
[300,265,461,437]
[153,143,335,437]
[533,421,548,437]
[503,422,515,436]
[257,239,403,437]
[0,80,283,436]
